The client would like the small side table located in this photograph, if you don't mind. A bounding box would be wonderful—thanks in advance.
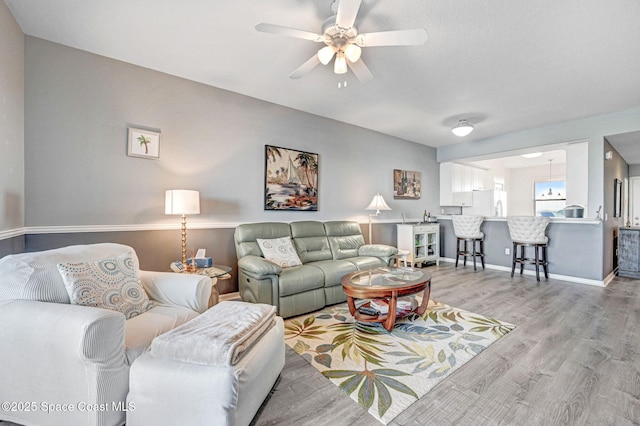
[392,250,410,267]
[184,265,232,308]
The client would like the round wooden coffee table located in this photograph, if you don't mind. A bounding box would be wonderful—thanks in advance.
[341,267,432,331]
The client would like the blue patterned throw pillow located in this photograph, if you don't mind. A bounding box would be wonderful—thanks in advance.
[57,252,154,319]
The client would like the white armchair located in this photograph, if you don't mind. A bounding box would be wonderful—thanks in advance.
[0,243,211,426]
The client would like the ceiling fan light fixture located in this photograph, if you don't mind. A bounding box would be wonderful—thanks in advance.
[317,46,335,65]
[344,44,361,62]
[334,53,348,74]
[451,119,474,137]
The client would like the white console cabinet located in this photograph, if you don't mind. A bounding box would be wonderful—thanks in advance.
[397,224,440,267]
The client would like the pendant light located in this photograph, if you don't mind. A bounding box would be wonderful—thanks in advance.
[547,159,553,196]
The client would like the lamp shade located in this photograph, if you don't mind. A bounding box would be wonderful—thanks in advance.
[334,53,348,74]
[451,119,474,137]
[165,190,200,215]
[345,44,362,62]
[365,193,391,213]
[317,46,336,65]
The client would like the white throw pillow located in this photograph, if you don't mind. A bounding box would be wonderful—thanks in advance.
[256,236,302,268]
[57,252,154,319]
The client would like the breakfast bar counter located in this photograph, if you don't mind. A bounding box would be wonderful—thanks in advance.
[436,216,603,285]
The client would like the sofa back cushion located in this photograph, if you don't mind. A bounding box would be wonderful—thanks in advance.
[0,243,139,304]
[234,222,292,259]
[290,221,332,263]
[324,221,366,260]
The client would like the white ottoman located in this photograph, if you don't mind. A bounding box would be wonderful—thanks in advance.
[126,315,284,426]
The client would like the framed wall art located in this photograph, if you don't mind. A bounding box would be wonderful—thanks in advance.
[265,145,318,211]
[127,127,160,159]
[614,178,622,218]
[394,169,421,199]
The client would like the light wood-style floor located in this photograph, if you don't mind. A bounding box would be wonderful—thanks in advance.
[251,263,640,426]
[2,264,638,426]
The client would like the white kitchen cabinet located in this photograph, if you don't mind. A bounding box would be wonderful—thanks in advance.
[397,224,440,267]
[440,162,489,206]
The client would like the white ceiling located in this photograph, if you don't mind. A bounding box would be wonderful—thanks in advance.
[6,0,640,149]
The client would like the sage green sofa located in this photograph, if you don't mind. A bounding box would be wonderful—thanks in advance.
[234,221,398,318]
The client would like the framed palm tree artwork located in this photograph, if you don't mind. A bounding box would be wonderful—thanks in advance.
[127,127,160,159]
[265,145,318,211]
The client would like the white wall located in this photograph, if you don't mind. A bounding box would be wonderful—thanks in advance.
[508,162,566,216]
[0,1,24,232]
[565,141,588,211]
[24,37,438,228]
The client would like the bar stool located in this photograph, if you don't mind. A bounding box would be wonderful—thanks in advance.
[451,215,485,271]
[506,216,549,282]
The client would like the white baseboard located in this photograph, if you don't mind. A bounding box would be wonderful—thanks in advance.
[438,257,606,287]
[0,227,26,240]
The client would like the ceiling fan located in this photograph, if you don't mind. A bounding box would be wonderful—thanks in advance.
[255,0,428,85]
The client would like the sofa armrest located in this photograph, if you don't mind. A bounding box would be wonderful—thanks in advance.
[358,244,398,258]
[0,300,129,426]
[238,255,282,278]
[139,270,211,314]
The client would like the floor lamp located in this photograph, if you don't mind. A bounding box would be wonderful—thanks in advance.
[165,189,200,268]
[365,193,391,244]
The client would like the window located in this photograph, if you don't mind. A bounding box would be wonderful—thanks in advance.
[534,179,566,217]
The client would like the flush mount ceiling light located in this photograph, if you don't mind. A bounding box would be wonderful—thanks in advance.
[521,152,542,158]
[451,119,474,137]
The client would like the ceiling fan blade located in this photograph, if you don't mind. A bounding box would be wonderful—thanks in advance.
[336,0,362,29]
[348,59,373,84]
[255,23,325,42]
[289,55,321,79]
[355,29,428,47]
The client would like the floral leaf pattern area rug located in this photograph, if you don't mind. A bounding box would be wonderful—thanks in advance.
[284,298,516,424]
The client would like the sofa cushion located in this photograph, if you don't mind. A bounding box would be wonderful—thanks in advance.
[306,259,357,287]
[0,243,139,304]
[58,252,155,319]
[278,265,325,297]
[125,304,199,365]
[290,221,333,263]
[256,236,302,267]
[324,221,366,260]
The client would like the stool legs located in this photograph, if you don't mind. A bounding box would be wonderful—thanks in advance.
[511,242,549,282]
[463,240,468,267]
[455,237,484,271]
[534,245,540,282]
[511,241,517,277]
[472,240,477,271]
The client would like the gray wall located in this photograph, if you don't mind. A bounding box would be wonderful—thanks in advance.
[16,37,439,290]
[24,37,438,227]
[629,164,640,177]
[602,139,628,276]
[439,219,603,280]
[0,1,24,234]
